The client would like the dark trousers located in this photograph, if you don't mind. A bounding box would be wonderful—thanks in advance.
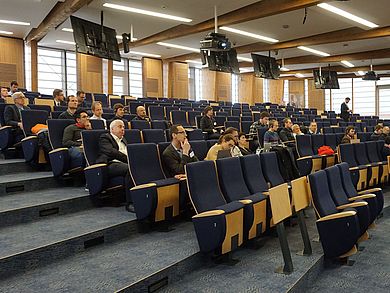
[108,162,132,202]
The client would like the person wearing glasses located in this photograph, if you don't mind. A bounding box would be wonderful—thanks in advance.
[205,134,236,161]
[341,126,356,144]
[162,124,198,179]
[62,109,90,167]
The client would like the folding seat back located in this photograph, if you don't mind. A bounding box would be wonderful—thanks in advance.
[148,105,165,120]
[357,132,371,142]
[90,119,105,130]
[170,110,189,126]
[151,120,168,130]
[365,141,381,163]
[81,130,108,166]
[376,140,386,161]
[127,143,166,185]
[142,129,166,144]
[311,134,325,155]
[324,134,337,151]
[353,143,370,165]
[224,120,240,130]
[324,166,351,206]
[164,106,179,119]
[322,127,333,134]
[21,110,48,137]
[216,111,228,117]
[157,142,171,162]
[124,129,142,144]
[257,127,268,148]
[130,120,151,130]
[241,121,252,134]
[47,119,74,149]
[190,140,208,160]
[214,116,226,127]
[207,139,218,149]
[28,104,51,114]
[260,152,285,187]
[241,116,252,121]
[93,93,108,107]
[338,143,358,167]
[227,116,240,121]
[54,106,67,112]
[240,154,268,193]
[0,103,7,125]
[101,113,114,120]
[187,111,201,127]
[128,101,143,114]
[365,126,374,133]
[296,135,314,157]
[187,129,204,141]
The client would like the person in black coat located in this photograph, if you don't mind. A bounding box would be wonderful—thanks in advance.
[96,119,133,206]
[340,97,352,122]
[200,106,220,140]
[278,118,295,143]
[162,124,198,178]
[4,92,30,143]
[53,89,66,107]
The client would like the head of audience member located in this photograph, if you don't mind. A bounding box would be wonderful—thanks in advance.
[203,106,214,118]
[309,121,318,134]
[67,95,78,113]
[224,127,239,145]
[91,101,103,118]
[170,124,188,148]
[10,81,18,94]
[283,118,293,130]
[1,86,9,99]
[238,132,248,149]
[76,90,85,106]
[136,105,147,119]
[345,126,356,138]
[383,126,390,136]
[53,89,64,103]
[292,124,302,135]
[374,124,383,135]
[12,92,25,107]
[218,134,236,150]
[259,111,270,126]
[84,120,92,130]
[268,119,279,132]
[345,97,351,104]
[110,119,125,139]
[74,109,89,128]
[113,103,125,118]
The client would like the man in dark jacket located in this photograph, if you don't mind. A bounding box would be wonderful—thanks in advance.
[96,119,132,206]
[4,92,30,143]
[340,97,351,122]
[110,103,128,127]
[279,118,295,143]
[200,106,220,139]
[53,89,66,107]
[58,95,78,119]
[162,124,198,178]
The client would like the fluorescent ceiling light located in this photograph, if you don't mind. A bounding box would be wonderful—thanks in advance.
[103,3,192,22]
[0,30,13,35]
[237,56,252,62]
[56,40,75,45]
[357,71,365,76]
[297,46,330,57]
[62,28,73,32]
[317,3,378,29]
[280,67,290,72]
[295,73,305,78]
[157,42,199,52]
[341,60,355,68]
[185,60,203,64]
[128,51,161,58]
[220,26,279,43]
[240,67,254,73]
[0,19,30,26]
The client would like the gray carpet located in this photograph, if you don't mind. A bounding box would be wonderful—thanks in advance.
[0,171,53,184]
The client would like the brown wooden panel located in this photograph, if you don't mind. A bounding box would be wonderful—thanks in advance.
[289,80,305,108]
[307,79,325,111]
[77,53,103,93]
[216,72,231,102]
[201,69,216,101]
[168,62,188,98]
[269,79,284,105]
[142,57,163,97]
[238,73,254,105]
[0,37,24,88]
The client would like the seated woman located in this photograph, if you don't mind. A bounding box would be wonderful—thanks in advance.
[237,132,252,156]
[341,126,356,144]
[205,134,235,161]
[292,124,304,138]
[263,119,281,145]
[200,106,220,140]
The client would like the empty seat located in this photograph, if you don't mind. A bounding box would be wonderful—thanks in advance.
[187,111,201,127]
[240,154,269,194]
[187,129,204,141]
[130,120,151,130]
[148,106,165,120]
[354,142,379,187]
[324,134,337,152]
[224,121,240,131]
[366,141,388,184]
[142,129,166,144]
[90,119,106,130]
[260,152,285,187]
[241,121,252,134]
[296,135,323,175]
[123,129,142,144]
[170,110,190,127]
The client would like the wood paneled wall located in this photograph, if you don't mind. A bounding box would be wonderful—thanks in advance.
[168,62,188,98]
[0,37,24,88]
[238,73,263,105]
[77,53,103,93]
[269,79,284,104]
[215,72,231,102]
[142,57,163,97]
[289,80,305,108]
[201,69,216,100]
[307,79,325,111]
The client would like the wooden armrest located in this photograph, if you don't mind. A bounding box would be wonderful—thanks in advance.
[297,156,314,160]
[0,126,12,130]
[84,163,107,171]
[49,147,68,154]
[130,183,157,191]
[336,201,368,210]
[192,209,225,218]
[349,166,359,171]
[358,188,381,195]
[21,136,37,142]
[239,199,252,205]
[349,194,376,201]
[317,211,357,222]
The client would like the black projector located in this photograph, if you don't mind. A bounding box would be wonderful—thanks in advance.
[200,32,231,51]
[362,71,380,81]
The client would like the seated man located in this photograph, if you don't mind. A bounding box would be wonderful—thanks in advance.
[111,103,128,126]
[53,89,66,107]
[8,81,19,96]
[62,109,90,167]
[132,105,149,121]
[76,90,87,108]
[249,111,270,137]
[90,101,107,129]
[200,106,220,140]
[308,121,319,135]
[264,119,281,145]
[1,86,10,103]
[371,124,383,141]
[4,92,30,143]
[162,124,198,178]
[58,95,78,119]
[96,119,131,206]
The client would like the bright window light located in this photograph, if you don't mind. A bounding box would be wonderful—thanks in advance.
[56,40,76,45]
[185,60,203,64]
[103,3,192,23]
[62,28,73,32]
[157,42,199,52]
[128,51,161,58]
[295,73,305,78]
[0,30,13,35]
[298,46,330,57]
[341,60,355,68]
[219,26,279,43]
[317,3,378,29]
[0,19,30,26]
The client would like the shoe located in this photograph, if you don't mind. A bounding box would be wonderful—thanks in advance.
[125,203,135,213]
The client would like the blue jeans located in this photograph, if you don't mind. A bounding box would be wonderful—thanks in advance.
[69,146,85,168]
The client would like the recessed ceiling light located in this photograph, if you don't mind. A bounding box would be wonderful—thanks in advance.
[156,42,199,52]
[280,67,290,72]
[317,3,378,28]
[341,60,355,68]
[103,3,192,22]
[0,19,30,26]
[237,56,252,62]
[295,73,305,78]
[128,51,161,58]
[219,26,279,43]
[62,28,73,32]
[56,40,75,45]
[297,46,330,57]
[185,60,203,64]
[0,30,13,35]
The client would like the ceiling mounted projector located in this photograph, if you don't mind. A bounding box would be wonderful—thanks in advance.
[200,32,231,52]
[362,71,380,81]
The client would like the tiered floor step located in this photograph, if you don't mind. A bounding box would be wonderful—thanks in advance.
[0,159,33,175]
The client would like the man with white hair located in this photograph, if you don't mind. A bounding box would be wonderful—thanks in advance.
[4,92,30,143]
[96,119,132,208]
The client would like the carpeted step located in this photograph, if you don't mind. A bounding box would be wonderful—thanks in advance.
[0,159,33,175]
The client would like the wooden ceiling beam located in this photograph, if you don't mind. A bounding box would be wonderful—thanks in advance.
[26,0,94,43]
[129,0,326,48]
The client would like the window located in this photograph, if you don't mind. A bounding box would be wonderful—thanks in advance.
[325,89,331,111]
[263,79,269,102]
[65,51,77,96]
[353,78,375,116]
[330,78,353,113]
[304,79,309,108]
[231,74,239,104]
[283,80,289,105]
[129,59,143,98]
[194,68,203,101]
[24,44,31,91]
[38,48,65,95]
[113,58,128,96]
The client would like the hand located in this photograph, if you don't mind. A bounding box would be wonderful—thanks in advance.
[174,174,186,180]
[181,138,191,156]
[18,122,23,129]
